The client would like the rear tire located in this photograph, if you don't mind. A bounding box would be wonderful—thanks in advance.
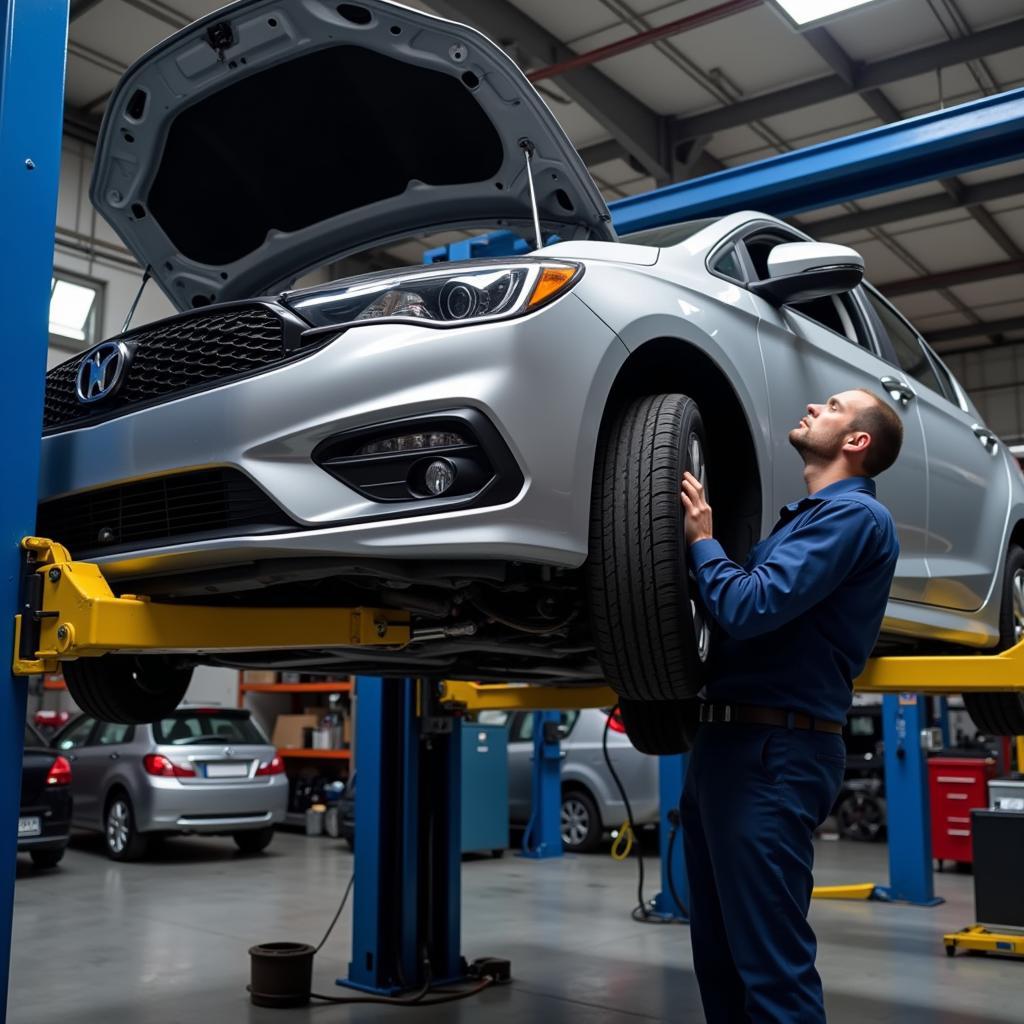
[29,848,65,869]
[104,793,149,861]
[964,545,1024,735]
[588,394,711,710]
[561,788,602,853]
[64,655,192,725]
[618,697,699,756]
[234,827,275,854]
[835,794,886,842]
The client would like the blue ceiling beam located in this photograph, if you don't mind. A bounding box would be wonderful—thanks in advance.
[610,85,1024,234]
[427,86,1024,262]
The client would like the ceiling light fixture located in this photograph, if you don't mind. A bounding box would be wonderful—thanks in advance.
[768,0,888,30]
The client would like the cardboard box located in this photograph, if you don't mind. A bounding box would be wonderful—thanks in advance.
[271,714,319,749]
[242,670,278,684]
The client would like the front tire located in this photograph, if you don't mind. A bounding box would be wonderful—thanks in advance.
[30,848,65,869]
[619,697,700,756]
[588,395,711,752]
[234,827,275,854]
[964,545,1024,735]
[105,793,149,861]
[64,655,192,725]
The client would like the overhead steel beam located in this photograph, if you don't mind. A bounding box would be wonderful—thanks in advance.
[528,0,761,83]
[807,171,1024,236]
[881,258,1024,297]
[610,86,1024,235]
[69,0,104,19]
[672,16,1024,142]
[929,317,1024,347]
[426,0,673,182]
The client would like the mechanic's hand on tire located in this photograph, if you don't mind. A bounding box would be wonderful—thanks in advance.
[680,471,713,546]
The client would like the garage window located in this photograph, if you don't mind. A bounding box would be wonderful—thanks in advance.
[49,271,102,351]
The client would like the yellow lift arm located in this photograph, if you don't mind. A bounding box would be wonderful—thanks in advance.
[12,537,409,676]
[12,536,1024,707]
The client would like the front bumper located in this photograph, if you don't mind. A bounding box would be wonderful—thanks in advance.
[39,292,626,582]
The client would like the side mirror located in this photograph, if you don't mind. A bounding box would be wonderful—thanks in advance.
[750,242,864,306]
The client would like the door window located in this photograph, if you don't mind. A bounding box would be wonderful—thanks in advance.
[95,722,134,745]
[711,247,744,281]
[788,294,874,351]
[56,716,97,750]
[863,289,944,396]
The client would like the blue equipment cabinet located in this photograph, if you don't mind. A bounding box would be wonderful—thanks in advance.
[461,722,508,855]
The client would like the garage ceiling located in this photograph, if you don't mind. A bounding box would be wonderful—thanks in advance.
[60,0,1024,436]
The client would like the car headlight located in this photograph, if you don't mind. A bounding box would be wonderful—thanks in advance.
[287,260,583,331]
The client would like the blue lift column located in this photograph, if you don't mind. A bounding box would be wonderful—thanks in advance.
[0,0,70,1014]
[651,754,690,921]
[345,677,463,995]
[519,711,563,859]
[875,694,942,906]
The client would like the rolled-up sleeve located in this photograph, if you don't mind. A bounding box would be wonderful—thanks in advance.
[689,502,882,640]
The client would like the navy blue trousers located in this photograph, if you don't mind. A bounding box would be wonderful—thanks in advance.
[681,723,846,1023]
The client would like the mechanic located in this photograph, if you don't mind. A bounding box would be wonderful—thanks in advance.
[678,388,902,1024]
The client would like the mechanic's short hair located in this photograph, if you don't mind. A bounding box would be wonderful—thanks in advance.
[853,389,903,477]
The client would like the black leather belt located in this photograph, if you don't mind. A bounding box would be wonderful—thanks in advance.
[698,702,843,735]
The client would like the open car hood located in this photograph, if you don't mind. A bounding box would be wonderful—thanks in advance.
[91,0,615,312]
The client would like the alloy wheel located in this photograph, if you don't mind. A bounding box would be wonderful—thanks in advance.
[561,797,590,848]
[107,799,130,855]
[1013,568,1024,643]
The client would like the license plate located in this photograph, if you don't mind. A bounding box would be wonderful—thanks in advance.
[18,816,41,837]
[205,762,249,779]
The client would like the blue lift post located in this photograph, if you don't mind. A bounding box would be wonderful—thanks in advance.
[875,694,942,906]
[651,755,690,921]
[0,0,70,1014]
[345,676,463,994]
[519,710,563,859]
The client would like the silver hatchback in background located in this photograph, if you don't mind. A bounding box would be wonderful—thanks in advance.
[53,705,288,860]
[506,709,659,852]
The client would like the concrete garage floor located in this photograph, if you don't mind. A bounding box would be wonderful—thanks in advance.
[9,831,1022,1023]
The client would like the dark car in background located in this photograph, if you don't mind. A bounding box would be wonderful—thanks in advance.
[19,723,72,869]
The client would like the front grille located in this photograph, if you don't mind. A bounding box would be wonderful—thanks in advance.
[44,304,306,431]
[37,468,296,557]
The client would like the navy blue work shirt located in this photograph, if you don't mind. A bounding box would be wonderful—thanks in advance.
[688,476,899,724]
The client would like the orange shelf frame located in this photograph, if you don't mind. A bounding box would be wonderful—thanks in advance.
[278,748,351,760]
[240,682,352,694]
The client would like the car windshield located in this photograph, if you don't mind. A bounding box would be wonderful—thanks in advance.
[619,217,720,248]
[154,710,267,746]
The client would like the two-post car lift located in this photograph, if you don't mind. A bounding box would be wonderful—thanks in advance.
[12,536,1024,987]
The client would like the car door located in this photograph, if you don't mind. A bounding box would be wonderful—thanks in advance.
[54,716,98,827]
[506,713,533,823]
[862,287,1010,611]
[92,721,136,814]
[740,228,931,603]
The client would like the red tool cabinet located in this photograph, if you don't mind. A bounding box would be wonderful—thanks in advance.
[928,756,997,865]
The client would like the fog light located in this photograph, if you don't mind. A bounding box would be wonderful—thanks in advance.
[424,459,456,496]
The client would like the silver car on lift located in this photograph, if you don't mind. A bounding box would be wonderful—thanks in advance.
[37,0,1024,748]
[53,705,288,860]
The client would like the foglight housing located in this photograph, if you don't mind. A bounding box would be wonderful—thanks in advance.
[285,259,583,332]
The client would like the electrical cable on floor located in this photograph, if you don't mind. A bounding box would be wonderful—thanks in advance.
[603,705,689,924]
[253,872,496,1009]
[314,873,354,953]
